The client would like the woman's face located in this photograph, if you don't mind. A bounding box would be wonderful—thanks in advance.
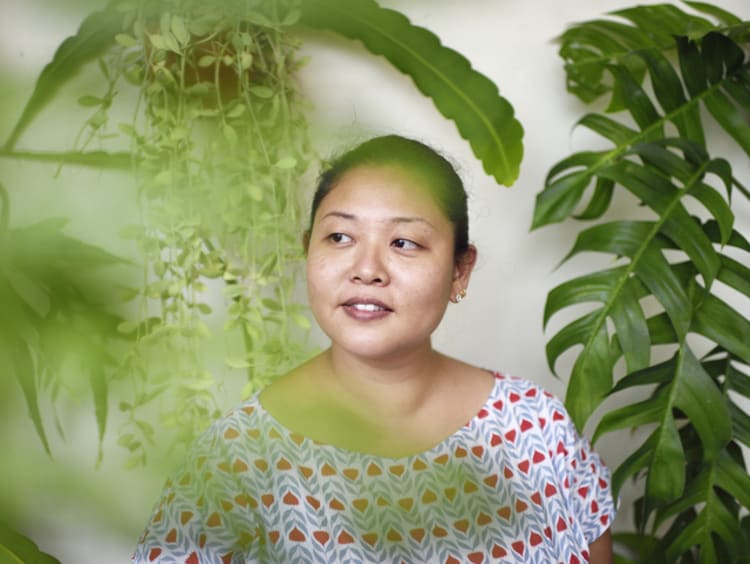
[306,165,475,363]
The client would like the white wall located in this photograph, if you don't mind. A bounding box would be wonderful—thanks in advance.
[2,0,749,560]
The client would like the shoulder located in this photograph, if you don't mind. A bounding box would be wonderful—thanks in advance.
[479,371,581,448]
[185,395,268,461]
[486,370,568,416]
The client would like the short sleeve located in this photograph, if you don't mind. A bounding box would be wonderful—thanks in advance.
[546,395,617,545]
[131,419,260,563]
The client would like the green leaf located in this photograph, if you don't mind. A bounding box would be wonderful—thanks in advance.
[647,414,685,503]
[0,524,60,564]
[717,255,750,299]
[580,114,638,146]
[612,432,656,497]
[3,6,123,150]
[300,0,523,186]
[609,65,662,133]
[90,365,108,465]
[593,390,666,443]
[171,15,190,46]
[4,269,51,317]
[564,314,612,430]
[1,338,50,455]
[197,55,216,67]
[612,4,713,39]
[568,221,691,339]
[77,95,103,107]
[673,347,731,461]
[716,450,750,510]
[575,177,614,221]
[685,1,743,27]
[693,294,750,365]
[544,267,627,327]
[601,159,720,287]
[0,149,132,170]
[114,33,138,48]
[704,87,750,158]
[249,86,273,98]
[609,276,650,373]
[532,169,595,228]
[533,149,612,228]
[637,49,704,145]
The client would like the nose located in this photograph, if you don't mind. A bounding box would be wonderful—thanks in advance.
[350,243,389,285]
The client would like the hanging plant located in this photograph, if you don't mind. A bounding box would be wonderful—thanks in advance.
[108,0,313,463]
[534,2,750,561]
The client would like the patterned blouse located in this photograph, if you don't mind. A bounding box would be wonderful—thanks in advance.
[132,372,616,563]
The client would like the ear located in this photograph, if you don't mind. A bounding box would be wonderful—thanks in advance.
[451,244,477,302]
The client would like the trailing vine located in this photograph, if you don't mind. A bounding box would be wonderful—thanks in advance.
[87,0,314,464]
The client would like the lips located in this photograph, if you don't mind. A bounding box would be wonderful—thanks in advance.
[341,297,393,319]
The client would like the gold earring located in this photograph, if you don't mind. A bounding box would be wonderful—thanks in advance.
[455,289,467,303]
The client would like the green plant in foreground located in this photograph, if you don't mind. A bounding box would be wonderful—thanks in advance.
[535,2,750,561]
[1,0,523,463]
[0,0,524,557]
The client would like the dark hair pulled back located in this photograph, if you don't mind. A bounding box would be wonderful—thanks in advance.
[308,135,469,257]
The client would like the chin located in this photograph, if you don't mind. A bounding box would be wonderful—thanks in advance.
[332,335,430,363]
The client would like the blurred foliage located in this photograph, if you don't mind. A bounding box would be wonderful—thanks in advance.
[0,197,127,462]
[3,0,315,468]
[535,2,750,561]
[2,0,525,468]
[0,0,526,557]
[0,522,61,564]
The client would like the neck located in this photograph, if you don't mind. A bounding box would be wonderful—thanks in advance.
[320,344,446,423]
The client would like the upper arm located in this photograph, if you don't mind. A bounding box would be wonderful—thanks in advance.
[588,528,613,564]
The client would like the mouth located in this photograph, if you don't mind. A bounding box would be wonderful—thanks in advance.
[341,298,393,313]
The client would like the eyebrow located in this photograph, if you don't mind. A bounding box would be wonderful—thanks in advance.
[321,211,436,229]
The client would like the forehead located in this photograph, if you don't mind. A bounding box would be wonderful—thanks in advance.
[316,165,447,221]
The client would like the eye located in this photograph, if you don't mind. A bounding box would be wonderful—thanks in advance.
[392,238,420,250]
[327,232,352,244]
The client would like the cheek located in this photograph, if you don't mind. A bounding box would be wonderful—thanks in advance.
[399,261,455,303]
[305,253,340,313]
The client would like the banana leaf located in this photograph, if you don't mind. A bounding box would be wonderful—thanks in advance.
[299,0,523,186]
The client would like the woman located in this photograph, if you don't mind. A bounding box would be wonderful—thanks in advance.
[132,135,615,563]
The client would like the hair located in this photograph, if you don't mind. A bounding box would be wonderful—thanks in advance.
[308,135,470,257]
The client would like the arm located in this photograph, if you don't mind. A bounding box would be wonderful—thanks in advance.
[589,528,613,564]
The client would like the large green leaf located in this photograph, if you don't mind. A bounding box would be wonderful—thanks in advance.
[299,0,523,186]
[693,293,750,365]
[558,3,730,105]
[0,524,60,564]
[596,348,731,504]
[3,6,123,150]
[656,454,747,562]
[537,6,750,232]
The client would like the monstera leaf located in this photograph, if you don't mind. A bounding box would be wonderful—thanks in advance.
[535,3,750,561]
